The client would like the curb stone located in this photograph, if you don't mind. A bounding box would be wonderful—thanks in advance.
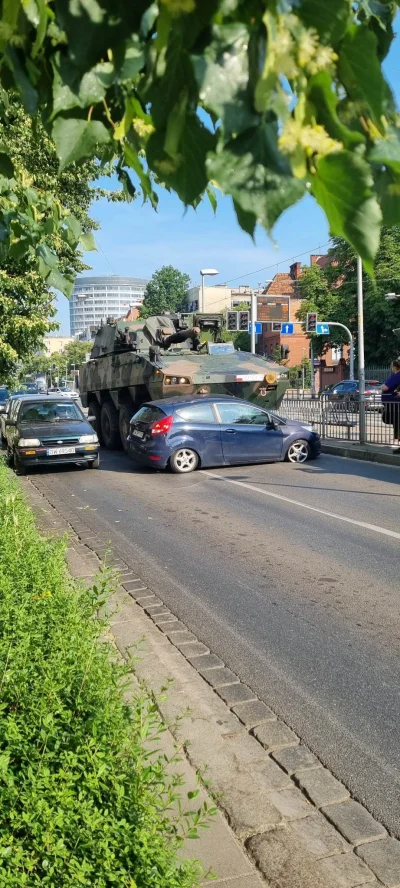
[21,476,400,888]
[321,440,400,467]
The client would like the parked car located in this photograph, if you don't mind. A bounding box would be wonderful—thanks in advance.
[1,391,34,443]
[0,386,9,416]
[320,380,382,410]
[127,395,321,473]
[4,395,99,474]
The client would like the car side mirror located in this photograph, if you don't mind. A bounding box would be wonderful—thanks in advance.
[88,415,96,423]
[266,418,279,431]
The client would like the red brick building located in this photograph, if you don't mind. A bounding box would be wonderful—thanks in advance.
[261,256,349,390]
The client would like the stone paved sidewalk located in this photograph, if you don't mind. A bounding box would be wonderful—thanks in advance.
[21,475,400,888]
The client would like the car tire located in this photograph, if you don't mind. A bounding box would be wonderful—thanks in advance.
[14,454,26,475]
[169,448,199,474]
[118,403,134,452]
[100,401,121,449]
[88,400,103,445]
[87,454,100,469]
[285,439,310,464]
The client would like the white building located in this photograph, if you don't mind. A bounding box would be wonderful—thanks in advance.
[69,275,149,336]
[43,336,74,354]
[184,284,253,314]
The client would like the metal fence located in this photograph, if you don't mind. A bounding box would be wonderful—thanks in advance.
[278,396,400,446]
[365,365,391,383]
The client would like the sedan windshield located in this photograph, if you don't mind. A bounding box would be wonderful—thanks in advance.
[20,402,82,422]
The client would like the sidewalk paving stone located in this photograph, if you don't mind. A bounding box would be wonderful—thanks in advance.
[272,745,321,775]
[291,814,351,858]
[197,667,239,688]
[216,683,257,706]
[322,801,387,846]
[232,699,276,728]
[356,837,400,886]
[248,828,340,888]
[267,787,318,821]
[253,720,299,751]
[297,768,350,807]
[189,653,224,670]
[319,851,377,886]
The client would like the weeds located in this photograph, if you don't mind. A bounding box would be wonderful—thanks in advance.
[0,463,207,887]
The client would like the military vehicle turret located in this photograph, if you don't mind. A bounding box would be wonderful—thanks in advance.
[79,313,289,450]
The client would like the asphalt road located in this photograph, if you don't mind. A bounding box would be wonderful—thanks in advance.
[29,450,400,835]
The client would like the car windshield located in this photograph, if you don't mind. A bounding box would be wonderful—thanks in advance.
[20,402,82,423]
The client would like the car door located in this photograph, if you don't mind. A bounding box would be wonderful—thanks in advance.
[5,399,20,448]
[174,402,223,467]
[216,402,283,464]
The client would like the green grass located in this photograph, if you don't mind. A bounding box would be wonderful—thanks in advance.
[0,461,207,887]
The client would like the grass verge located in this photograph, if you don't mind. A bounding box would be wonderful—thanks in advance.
[0,461,208,887]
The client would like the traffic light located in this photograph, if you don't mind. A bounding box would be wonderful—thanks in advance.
[239,311,249,331]
[306,312,318,333]
[226,311,238,331]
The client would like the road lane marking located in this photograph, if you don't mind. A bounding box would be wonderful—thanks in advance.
[201,471,400,541]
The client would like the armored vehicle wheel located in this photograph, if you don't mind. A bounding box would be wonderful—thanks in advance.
[88,400,103,445]
[101,401,121,449]
[119,403,134,452]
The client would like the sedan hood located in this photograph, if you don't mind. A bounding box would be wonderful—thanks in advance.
[18,420,93,439]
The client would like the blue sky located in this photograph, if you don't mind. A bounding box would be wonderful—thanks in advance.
[56,26,400,334]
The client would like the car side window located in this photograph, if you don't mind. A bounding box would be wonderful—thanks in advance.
[175,404,217,423]
[11,400,20,421]
[217,403,268,425]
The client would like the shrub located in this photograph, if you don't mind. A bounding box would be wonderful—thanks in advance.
[0,462,206,887]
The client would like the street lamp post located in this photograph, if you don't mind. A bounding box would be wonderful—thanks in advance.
[357,256,366,443]
[199,268,218,312]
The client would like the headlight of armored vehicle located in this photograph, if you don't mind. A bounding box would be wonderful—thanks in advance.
[265,372,277,384]
[165,376,191,385]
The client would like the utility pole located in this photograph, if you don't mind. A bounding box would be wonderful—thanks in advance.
[251,290,257,354]
[357,256,366,443]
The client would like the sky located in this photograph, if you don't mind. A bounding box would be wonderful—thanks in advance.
[55,24,400,335]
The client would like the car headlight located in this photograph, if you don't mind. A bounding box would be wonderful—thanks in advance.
[18,438,40,447]
[79,434,98,444]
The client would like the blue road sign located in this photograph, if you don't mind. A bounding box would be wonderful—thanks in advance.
[316,322,330,335]
[281,322,294,335]
[248,322,262,334]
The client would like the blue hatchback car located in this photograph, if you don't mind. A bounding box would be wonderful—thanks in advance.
[127,396,320,474]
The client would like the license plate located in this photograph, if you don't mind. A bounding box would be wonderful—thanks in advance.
[132,429,144,438]
[47,446,76,455]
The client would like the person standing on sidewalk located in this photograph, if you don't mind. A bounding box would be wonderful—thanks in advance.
[381,358,400,453]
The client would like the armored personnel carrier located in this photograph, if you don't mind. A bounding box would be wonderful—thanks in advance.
[79,313,289,450]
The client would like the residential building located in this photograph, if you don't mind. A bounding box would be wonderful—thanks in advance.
[184,283,254,314]
[43,336,74,354]
[261,256,349,389]
[69,275,149,336]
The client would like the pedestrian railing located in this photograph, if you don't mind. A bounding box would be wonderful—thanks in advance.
[278,396,400,446]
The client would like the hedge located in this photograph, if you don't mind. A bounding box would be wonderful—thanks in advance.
[0,461,207,887]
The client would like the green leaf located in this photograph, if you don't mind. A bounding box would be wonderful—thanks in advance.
[36,243,58,270]
[52,118,111,170]
[52,55,113,114]
[80,231,97,251]
[311,151,381,273]
[124,142,158,208]
[6,47,38,114]
[337,25,387,125]
[369,130,400,173]
[116,35,144,82]
[47,268,74,297]
[192,24,257,140]
[207,124,305,234]
[374,166,400,227]
[206,186,217,214]
[297,0,350,44]
[147,115,215,205]
[116,168,136,202]
[65,213,82,243]
[0,152,14,177]
[306,72,365,149]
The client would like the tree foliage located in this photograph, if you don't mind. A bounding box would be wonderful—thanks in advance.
[0,1,399,278]
[140,265,190,318]
[0,96,121,380]
[20,340,91,380]
[297,229,400,363]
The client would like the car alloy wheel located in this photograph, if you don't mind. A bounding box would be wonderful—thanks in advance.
[170,448,199,474]
[286,439,310,463]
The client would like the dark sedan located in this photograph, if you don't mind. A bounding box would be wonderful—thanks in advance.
[127,396,320,473]
[321,379,382,410]
[4,396,99,474]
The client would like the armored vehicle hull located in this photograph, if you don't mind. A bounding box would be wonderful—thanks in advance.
[79,314,289,450]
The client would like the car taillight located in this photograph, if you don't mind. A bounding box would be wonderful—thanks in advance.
[150,414,173,436]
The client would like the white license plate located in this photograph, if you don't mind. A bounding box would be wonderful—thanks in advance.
[132,429,144,439]
[47,446,76,455]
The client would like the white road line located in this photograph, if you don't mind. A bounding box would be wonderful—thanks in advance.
[201,471,400,541]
